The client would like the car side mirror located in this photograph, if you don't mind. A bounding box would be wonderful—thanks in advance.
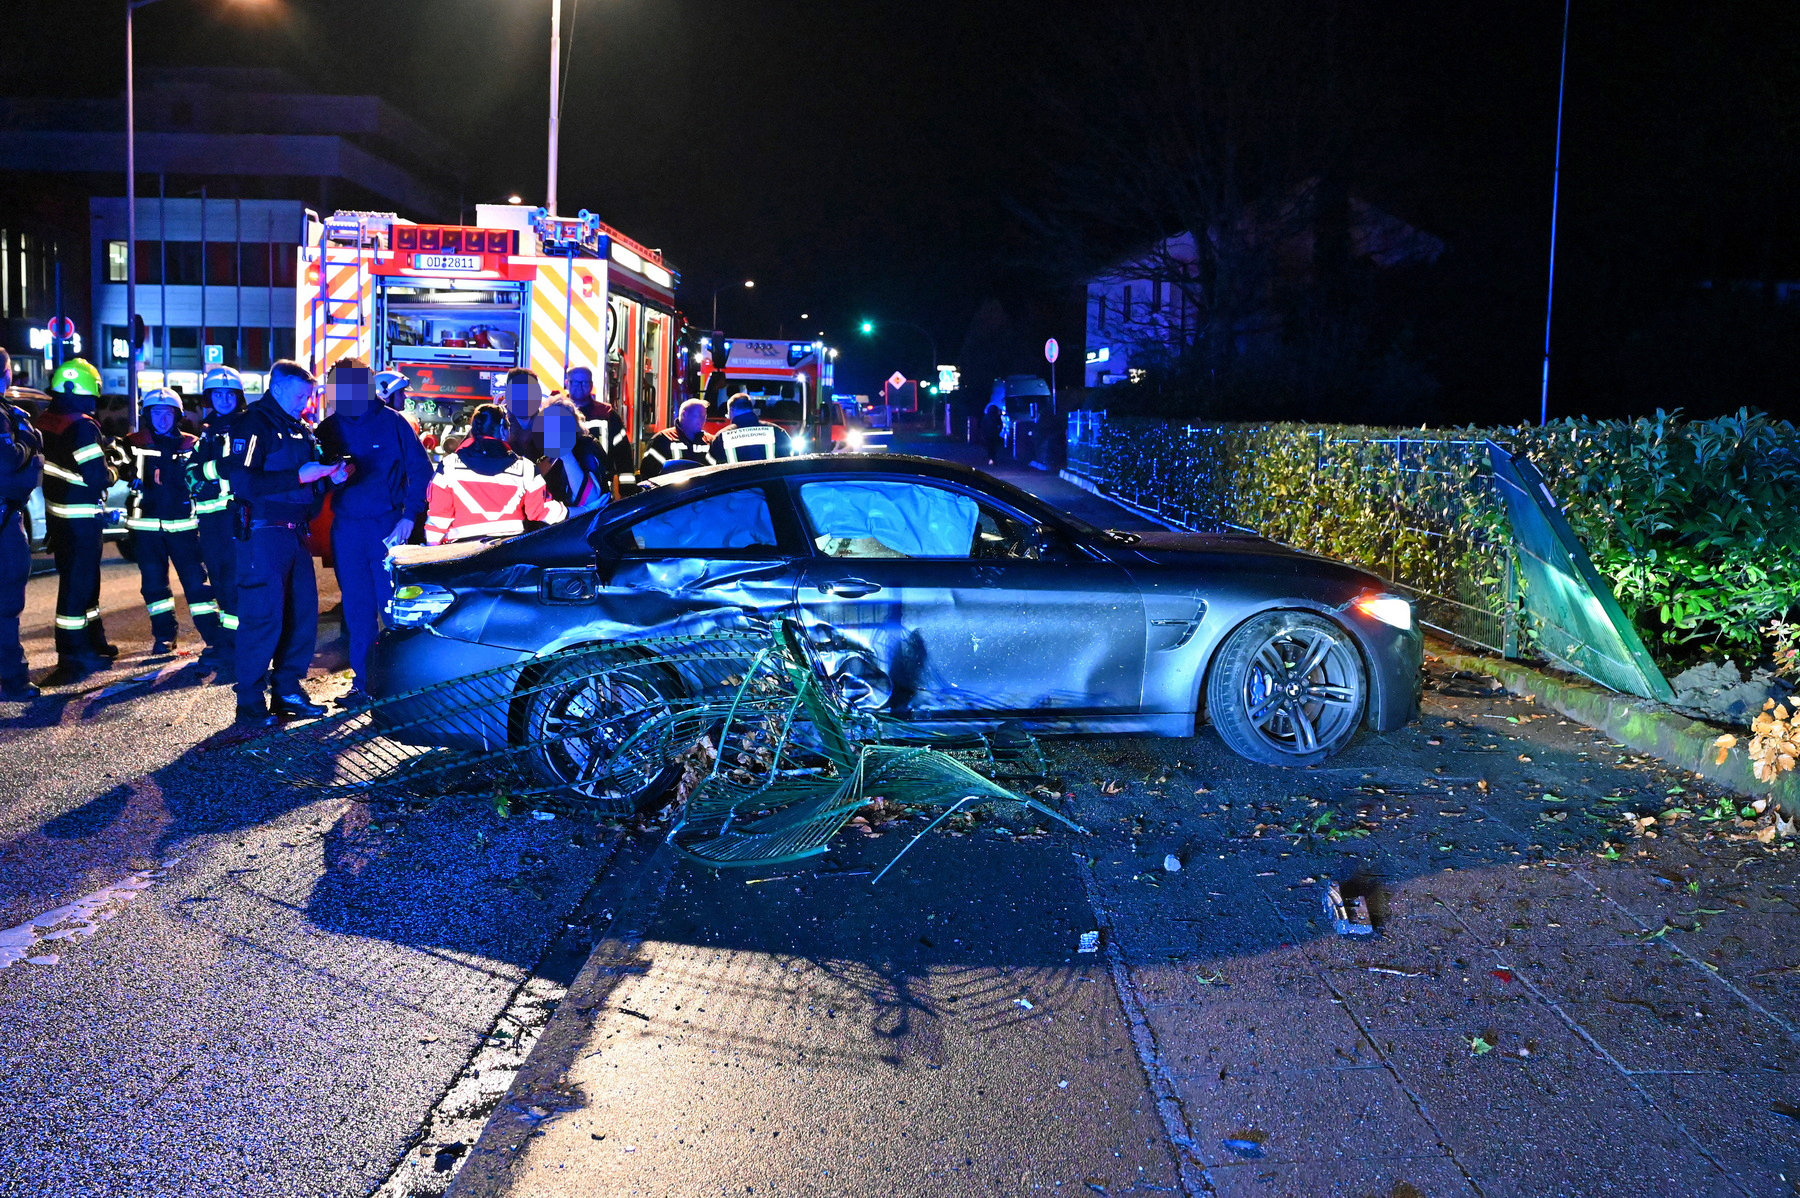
[590,530,622,584]
[1030,524,1066,561]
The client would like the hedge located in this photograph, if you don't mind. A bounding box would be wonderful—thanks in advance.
[1066,408,1800,668]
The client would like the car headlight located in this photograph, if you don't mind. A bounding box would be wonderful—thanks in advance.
[845,429,866,450]
[1352,593,1414,631]
[792,435,809,453]
[388,583,455,627]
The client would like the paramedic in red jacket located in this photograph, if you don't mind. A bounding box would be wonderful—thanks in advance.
[424,404,563,544]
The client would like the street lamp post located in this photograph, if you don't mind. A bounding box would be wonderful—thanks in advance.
[547,0,560,215]
[711,279,753,329]
[125,0,164,425]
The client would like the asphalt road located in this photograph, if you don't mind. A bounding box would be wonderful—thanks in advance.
[0,551,627,1198]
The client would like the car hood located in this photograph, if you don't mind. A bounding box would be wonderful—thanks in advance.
[1115,529,1309,563]
[1111,528,1383,587]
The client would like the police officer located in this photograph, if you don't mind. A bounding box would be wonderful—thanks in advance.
[317,360,430,704]
[707,392,794,464]
[229,359,346,724]
[0,348,42,700]
[37,357,117,676]
[639,398,714,479]
[124,387,227,657]
[567,365,634,489]
[190,364,246,646]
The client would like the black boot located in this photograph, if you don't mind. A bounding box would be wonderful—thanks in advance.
[272,691,328,719]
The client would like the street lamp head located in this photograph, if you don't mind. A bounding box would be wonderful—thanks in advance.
[744,279,755,289]
[507,194,523,204]
[800,312,809,320]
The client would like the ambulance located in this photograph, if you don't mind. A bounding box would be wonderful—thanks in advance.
[296,206,682,455]
[690,334,845,450]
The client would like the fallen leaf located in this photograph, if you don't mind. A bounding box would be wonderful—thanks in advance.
[1469,1034,1495,1055]
[1491,968,1515,983]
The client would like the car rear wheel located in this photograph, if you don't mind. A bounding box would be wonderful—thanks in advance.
[1206,611,1367,766]
[518,656,685,813]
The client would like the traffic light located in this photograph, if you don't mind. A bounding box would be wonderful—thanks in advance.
[860,321,874,335]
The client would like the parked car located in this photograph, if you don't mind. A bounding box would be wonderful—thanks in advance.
[5,385,137,556]
[370,455,1422,804]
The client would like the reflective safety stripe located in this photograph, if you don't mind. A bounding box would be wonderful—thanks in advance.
[189,600,219,616]
[162,517,199,533]
[618,472,637,484]
[71,443,103,464]
[643,445,667,463]
[219,612,240,630]
[241,434,258,466]
[48,503,103,519]
[54,614,87,630]
[146,598,176,615]
[42,461,81,483]
[445,518,525,541]
[203,461,220,480]
[194,497,229,515]
[126,517,160,531]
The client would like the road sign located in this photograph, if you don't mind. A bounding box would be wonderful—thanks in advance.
[1044,337,1060,364]
[46,316,76,341]
[204,344,224,365]
[886,370,907,389]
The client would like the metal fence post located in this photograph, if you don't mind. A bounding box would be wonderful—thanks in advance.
[1502,551,1521,659]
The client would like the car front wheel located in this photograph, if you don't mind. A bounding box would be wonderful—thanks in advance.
[1206,611,1367,766]
[518,655,686,814]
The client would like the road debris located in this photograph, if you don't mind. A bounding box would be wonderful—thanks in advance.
[1323,880,1375,935]
[1077,931,1101,953]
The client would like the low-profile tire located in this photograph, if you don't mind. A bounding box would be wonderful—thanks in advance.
[518,655,686,813]
[1205,611,1367,767]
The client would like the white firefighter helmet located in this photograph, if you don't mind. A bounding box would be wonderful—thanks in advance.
[201,365,245,395]
[141,387,183,412]
[375,369,410,403]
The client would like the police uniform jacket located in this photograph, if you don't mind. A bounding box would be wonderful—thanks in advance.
[0,404,43,511]
[317,404,431,523]
[124,428,201,533]
[640,428,713,479]
[188,406,241,518]
[35,397,113,521]
[707,413,793,465]
[227,396,323,526]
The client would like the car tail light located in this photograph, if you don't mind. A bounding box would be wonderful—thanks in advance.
[388,583,455,627]
[1353,593,1414,631]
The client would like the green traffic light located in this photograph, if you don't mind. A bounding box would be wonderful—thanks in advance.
[860,321,875,335]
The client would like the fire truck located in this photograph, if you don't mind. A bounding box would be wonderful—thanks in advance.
[690,334,844,449]
[296,206,682,454]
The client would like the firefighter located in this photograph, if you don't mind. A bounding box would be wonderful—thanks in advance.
[424,403,562,544]
[376,369,423,437]
[190,364,247,646]
[37,357,117,676]
[707,392,793,464]
[0,348,42,700]
[567,365,634,489]
[228,360,346,724]
[639,398,713,479]
[124,388,227,657]
[317,361,431,702]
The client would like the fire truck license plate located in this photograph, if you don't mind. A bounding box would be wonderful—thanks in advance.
[413,253,484,272]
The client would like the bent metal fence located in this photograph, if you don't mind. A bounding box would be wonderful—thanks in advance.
[246,622,1078,869]
[1065,411,1670,699]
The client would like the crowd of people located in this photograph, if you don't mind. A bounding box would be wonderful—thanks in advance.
[0,347,797,723]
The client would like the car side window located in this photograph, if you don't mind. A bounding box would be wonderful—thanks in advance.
[616,486,780,555]
[797,478,1049,560]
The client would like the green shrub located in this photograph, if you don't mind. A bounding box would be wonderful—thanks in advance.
[1067,407,1800,666]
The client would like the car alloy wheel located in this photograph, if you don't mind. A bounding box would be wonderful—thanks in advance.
[521,658,684,813]
[1206,611,1367,766]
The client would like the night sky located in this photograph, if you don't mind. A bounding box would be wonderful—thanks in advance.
[8,0,1800,421]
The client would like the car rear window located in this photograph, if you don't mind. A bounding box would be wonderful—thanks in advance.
[622,487,778,553]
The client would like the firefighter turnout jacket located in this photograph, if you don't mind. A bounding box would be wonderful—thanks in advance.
[36,399,114,522]
[578,400,636,485]
[124,428,202,533]
[425,437,563,544]
[640,428,713,479]
[188,406,240,518]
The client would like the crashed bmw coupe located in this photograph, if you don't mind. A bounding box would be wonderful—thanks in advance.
[371,454,1421,790]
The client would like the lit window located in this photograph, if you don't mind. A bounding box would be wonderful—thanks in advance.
[107,241,128,283]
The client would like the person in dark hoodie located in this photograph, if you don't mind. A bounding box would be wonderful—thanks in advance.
[424,403,562,544]
[0,348,43,699]
[37,357,117,677]
[189,364,248,647]
[316,360,431,703]
[537,397,611,516]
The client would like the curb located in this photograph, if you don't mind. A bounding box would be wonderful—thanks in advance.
[1431,644,1800,814]
[1057,469,1184,531]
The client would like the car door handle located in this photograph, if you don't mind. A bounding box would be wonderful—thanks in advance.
[818,578,881,598]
